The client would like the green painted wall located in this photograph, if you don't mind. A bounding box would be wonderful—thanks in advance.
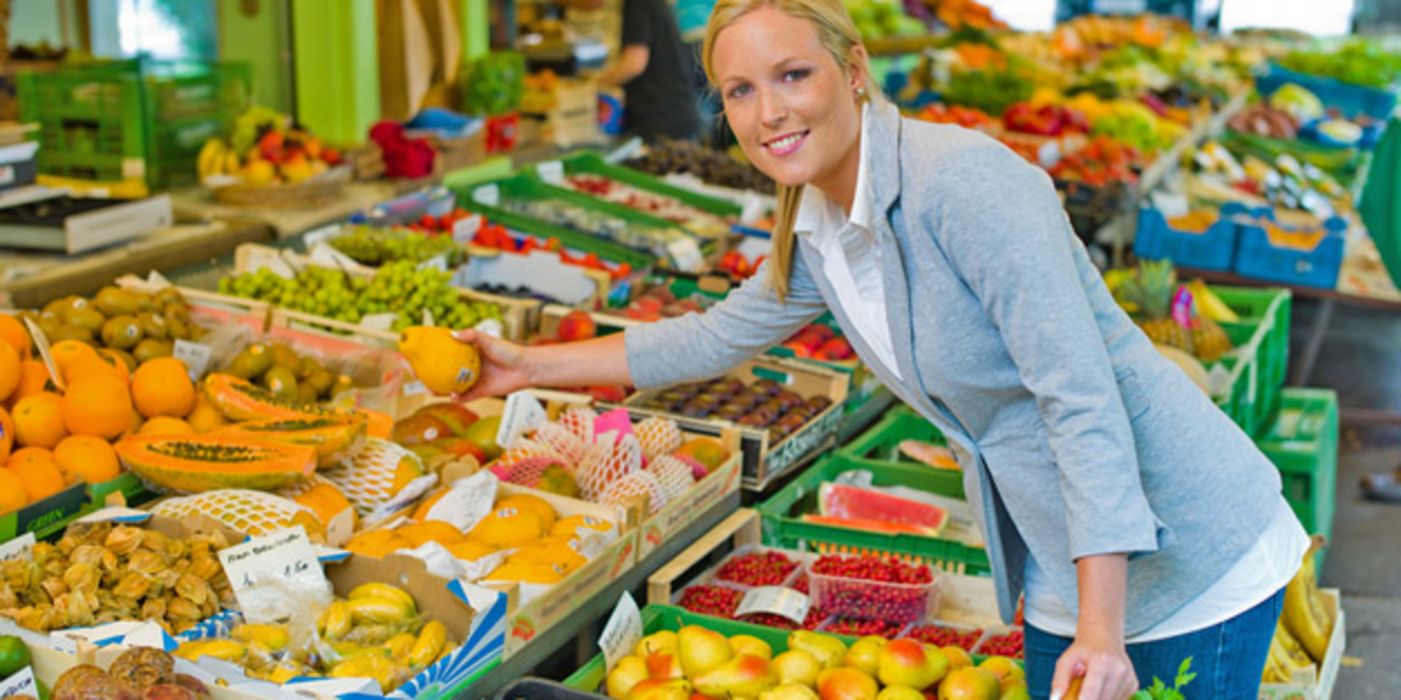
[292,0,380,145]
[462,0,490,62]
[10,0,66,46]
[218,0,293,112]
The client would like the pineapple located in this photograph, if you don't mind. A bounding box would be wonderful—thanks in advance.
[1191,315,1232,362]
[1120,261,1193,354]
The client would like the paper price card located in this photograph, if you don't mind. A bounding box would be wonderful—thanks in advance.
[496,391,548,448]
[173,340,213,379]
[736,586,809,624]
[0,534,35,564]
[599,591,643,671]
[452,215,482,244]
[667,238,705,273]
[537,161,565,185]
[0,667,37,698]
[217,526,331,623]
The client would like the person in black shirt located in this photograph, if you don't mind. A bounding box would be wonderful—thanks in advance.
[588,0,702,141]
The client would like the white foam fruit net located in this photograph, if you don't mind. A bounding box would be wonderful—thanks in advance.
[599,469,668,514]
[532,422,589,465]
[153,489,318,537]
[490,455,569,488]
[635,416,683,462]
[577,433,643,501]
[647,454,697,504]
[558,406,597,443]
[322,438,425,515]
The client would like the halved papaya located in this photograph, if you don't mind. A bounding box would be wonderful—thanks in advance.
[115,434,316,493]
[213,415,366,466]
[204,373,340,422]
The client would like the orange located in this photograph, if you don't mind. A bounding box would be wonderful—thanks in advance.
[61,374,133,440]
[7,447,65,501]
[49,340,98,379]
[52,435,121,485]
[130,357,196,418]
[0,470,26,513]
[0,342,18,403]
[0,314,31,358]
[12,392,67,448]
[137,416,194,436]
[100,348,136,373]
[412,488,448,522]
[186,394,227,433]
[64,352,128,387]
[10,360,54,408]
[345,529,411,558]
[0,408,12,463]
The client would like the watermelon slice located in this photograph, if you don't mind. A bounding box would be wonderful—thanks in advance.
[818,482,949,534]
[801,515,939,536]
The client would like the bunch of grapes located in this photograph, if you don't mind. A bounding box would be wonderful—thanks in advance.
[218,262,501,331]
[328,225,465,267]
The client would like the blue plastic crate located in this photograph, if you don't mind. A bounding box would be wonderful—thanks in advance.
[1133,202,1245,271]
[1233,207,1347,289]
[1257,63,1398,123]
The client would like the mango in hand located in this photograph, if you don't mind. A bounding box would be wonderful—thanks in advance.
[399,326,481,395]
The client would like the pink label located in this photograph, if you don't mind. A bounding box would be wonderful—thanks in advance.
[593,408,635,442]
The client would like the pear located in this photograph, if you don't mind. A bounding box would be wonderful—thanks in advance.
[938,645,973,670]
[634,630,680,658]
[398,326,481,395]
[787,631,847,669]
[842,636,886,676]
[625,678,692,700]
[772,649,822,686]
[729,634,774,660]
[1000,680,1031,700]
[877,638,948,690]
[759,683,820,700]
[816,667,877,700]
[607,656,650,700]
[936,667,1001,700]
[694,654,777,698]
[678,625,733,678]
[876,687,925,700]
[642,648,683,680]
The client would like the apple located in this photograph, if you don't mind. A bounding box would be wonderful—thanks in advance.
[392,413,452,446]
[557,310,598,341]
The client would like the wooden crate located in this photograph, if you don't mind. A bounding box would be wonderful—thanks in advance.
[1258,590,1345,700]
[232,242,538,341]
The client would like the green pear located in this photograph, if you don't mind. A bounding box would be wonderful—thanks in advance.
[759,683,820,700]
[842,635,886,676]
[606,655,649,700]
[787,630,847,669]
[679,625,733,678]
[772,649,822,686]
[694,654,778,698]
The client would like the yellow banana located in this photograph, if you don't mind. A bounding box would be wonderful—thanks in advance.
[1276,623,1316,672]
[1188,279,1240,323]
[197,138,226,180]
[330,653,408,693]
[348,583,418,612]
[330,641,392,660]
[175,639,248,663]
[349,596,415,625]
[1283,536,1335,663]
[319,600,353,640]
[222,150,240,175]
[409,620,447,667]
[231,623,290,652]
[269,661,307,684]
[386,632,416,661]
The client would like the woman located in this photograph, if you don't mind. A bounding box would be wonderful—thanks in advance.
[455,1,1308,697]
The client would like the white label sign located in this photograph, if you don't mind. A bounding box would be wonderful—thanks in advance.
[359,312,398,333]
[173,340,213,379]
[599,592,643,672]
[425,470,498,532]
[418,254,449,272]
[452,215,483,244]
[736,586,809,624]
[0,534,35,564]
[365,474,439,525]
[537,161,565,185]
[303,223,343,248]
[473,185,500,207]
[496,391,548,449]
[667,238,705,273]
[0,667,38,698]
[21,318,63,392]
[217,526,331,623]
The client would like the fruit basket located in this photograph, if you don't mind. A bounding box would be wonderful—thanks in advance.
[209,163,353,208]
[624,356,849,491]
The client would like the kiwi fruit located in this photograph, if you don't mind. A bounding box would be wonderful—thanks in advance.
[261,366,298,399]
[132,338,173,363]
[133,291,156,312]
[42,299,68,317]
[296,382,320,403]
[94,287,141,317]
[330,374,355,397]
[297,356,323,380]
[63,306,106,335]
[136,312,168,341]
[163,308,190,340]
[268,343,300,372]
[154,287,186,311]
[106,348,137,372]
[49,324,94,344]
[226,345,273,379]
[100,315,143,349]
[304,369,334,396]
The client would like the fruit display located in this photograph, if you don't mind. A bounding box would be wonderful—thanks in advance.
[485,404,732,516]
[716,249,766,280]
[218,262,502,332]
[600,623,1030,700]
[215,340,363,405]
[499,195,694,260]
[1277,40,1401,90]
[0,520,234,634]
[53,646,213,700]
[635,377,834,443]
[625,140,776,195]
[1112,261,1233,363]
[808,554,940,624]
[563,175,734,239]
[843,0,927,42]
[197,106,343,186]
[21,286,203,359]
[1228,103,1300,140]
[620,284,714,323]
[914,104,998,132]
[175,582,453,693]
[923,0,1005,31]
[390,401,500,470]
[470,219,635,281]
[778,324,855,363]
[327,225,467,267]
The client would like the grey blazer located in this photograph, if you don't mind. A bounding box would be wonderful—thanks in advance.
[625,99,1284,635]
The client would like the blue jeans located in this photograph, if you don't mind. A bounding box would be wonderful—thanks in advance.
[1024,588,1286,700]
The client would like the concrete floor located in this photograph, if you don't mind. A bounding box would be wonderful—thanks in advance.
[1293,297,1401,698]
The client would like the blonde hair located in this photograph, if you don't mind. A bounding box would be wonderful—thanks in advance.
[701,0,871,301]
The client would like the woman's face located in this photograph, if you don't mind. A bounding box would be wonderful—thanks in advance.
[711,7,864,190]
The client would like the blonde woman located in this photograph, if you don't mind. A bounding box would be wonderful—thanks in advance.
[455,1,1308,697]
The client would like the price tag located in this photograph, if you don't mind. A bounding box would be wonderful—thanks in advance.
[735,586,809,624]
[217,526,331,623]
[365,474,439,525]
[303,223,343,248]
[593,408,634,442]
[537,160,565,185]
[667,238,705,273]
[360,313,398,332]
[1150,192,1191,219]
[422,308,435,326]
[173,340,213,379]
[473,184,499,207]
[599,592,643,671]
[0,534,35,563]
[418,254,449,272]
[22,317,63,392]
[0,667,38,698]
[402,380,428,397]
[425,470,498,532]
[452,215,482,244]
[496,391,548,448]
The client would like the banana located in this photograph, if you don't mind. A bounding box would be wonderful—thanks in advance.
[330,653,409,693]
[348,596,416,625]
[348,583,418,612]
[175,639,248,663]
[231,623,290,652]
[269,661,307,684]
[1188,279,1240,323]
[319,600,352,640]
[1283,536,1335,663]
[222,150,241,175]
[197,138,226,180]
[409,620,447,667]
[386,632,416,661]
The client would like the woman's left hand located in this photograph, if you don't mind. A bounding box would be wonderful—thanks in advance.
[1051,629,1138,700]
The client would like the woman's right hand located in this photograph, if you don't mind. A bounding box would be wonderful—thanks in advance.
[451,329,533,402]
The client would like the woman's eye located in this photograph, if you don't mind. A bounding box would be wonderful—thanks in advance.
[727,84,751,99]
[782,69,809,82]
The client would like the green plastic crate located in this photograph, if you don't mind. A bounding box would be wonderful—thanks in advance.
[839,405,946,467]
[1257,388,1339,543]
[17,58,250,189]
[555,151,743,219]
[756,454,990,576]
[1213,286,1291,437]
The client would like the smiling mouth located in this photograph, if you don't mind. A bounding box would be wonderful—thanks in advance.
[763,130,809,155]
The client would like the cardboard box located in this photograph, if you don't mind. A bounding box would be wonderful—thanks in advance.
[1258,589,1345,700]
